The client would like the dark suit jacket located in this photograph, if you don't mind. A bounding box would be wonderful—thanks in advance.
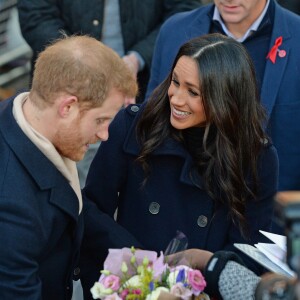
[80,104,279,298]
[17,0,201,101]
[0,98,83,299]
[146,1,300,190]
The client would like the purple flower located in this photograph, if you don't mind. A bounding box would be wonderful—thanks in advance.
[149,281,155,292]
[176,268,186,283]
[167,265,190,288]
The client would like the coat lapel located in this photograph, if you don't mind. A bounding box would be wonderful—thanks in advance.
[185,3,291,124]
[0,99,79,222]
[261,3,291,121]
[186,5,212,40]
[123,111,205,189]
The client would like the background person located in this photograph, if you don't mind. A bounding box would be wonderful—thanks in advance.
[278,0,300,14]
[17,0,202,103]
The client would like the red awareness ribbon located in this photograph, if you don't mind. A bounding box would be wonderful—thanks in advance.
[266,36,283,64]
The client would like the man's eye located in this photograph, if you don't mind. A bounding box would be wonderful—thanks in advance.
[96,119,105,125]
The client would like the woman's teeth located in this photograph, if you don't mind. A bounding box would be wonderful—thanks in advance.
[173,107,191,116]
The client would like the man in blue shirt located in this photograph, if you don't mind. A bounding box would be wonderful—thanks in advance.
[147,0,300,193]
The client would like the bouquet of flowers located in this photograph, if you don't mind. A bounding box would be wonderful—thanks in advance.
[90,247,210,300]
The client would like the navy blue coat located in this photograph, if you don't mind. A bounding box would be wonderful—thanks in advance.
[146,1,300,190]
[0,98,83,299]
[81,105,279,295]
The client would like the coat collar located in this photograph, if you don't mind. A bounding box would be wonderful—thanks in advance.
[0,98,79,221]
[186,5,213,39]
[123,106,205,189]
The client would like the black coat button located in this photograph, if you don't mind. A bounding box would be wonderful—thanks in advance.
[197,215,208,227]
[149,202,160,214]
[130,105,139,112]
[74,267,80,276]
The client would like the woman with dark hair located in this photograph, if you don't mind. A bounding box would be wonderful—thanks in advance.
[81,33,278,292]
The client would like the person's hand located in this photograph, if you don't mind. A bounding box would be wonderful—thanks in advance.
[165,248,213,271]
[122,53,139,78]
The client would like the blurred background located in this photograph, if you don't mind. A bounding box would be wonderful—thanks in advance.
[0,0,299,102]
[0,0,30,101]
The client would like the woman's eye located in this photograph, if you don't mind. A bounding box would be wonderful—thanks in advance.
[189,89,199,97]
[171,78,179,86]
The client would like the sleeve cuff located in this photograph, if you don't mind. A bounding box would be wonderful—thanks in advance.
[127,50,145,71]
[204,251,245,299]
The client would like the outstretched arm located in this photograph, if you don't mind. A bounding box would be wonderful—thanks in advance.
[167,249,261,300]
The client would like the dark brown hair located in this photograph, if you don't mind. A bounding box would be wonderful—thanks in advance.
[136,33,267,235]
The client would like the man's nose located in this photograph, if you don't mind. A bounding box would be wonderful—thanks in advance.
[96,127,109,141]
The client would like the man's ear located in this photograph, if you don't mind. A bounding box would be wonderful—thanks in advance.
[58,95,79,118]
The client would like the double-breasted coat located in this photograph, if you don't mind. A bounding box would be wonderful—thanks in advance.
[81,104,279,295]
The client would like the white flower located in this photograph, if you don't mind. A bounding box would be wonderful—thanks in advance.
[170,282,193,300]
[90,282,113,299]
[121,262,128,273]
[101,270,111,276]
[123,275,142,288]
[146,287,170,300]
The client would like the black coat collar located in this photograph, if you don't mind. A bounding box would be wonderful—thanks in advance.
[122,105,205,189]
[0,98,79,221]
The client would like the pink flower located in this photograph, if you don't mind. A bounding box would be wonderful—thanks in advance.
[120,288,129,300]
[104,293,122,300]
[101,275,121,291]
[132,289,142,295]
[152,251,168,280]
[170,282,193,300]
[187,270,206,294]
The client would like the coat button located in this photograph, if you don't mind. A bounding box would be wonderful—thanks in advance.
[149,202,160,214]
[197,215,208,227]
[93,19,99,26]
[260,137,268,145]
[74,267,80,276]
[130,105,139,112]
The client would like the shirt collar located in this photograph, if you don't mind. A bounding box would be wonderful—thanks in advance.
[212,0,270,42]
